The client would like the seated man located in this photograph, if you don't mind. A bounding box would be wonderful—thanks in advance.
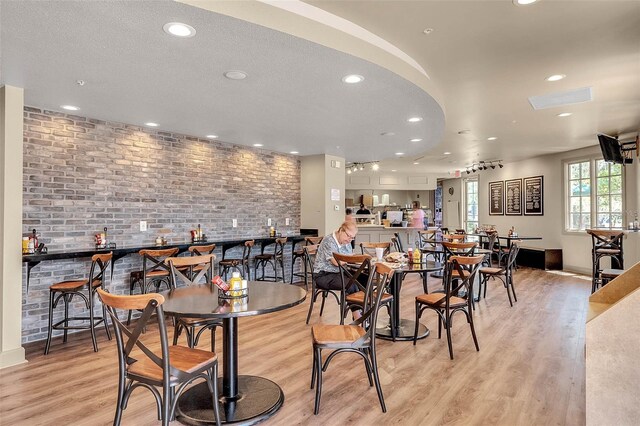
[313,221,362,317]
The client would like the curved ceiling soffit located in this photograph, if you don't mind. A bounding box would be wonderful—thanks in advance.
[178,0,446,117]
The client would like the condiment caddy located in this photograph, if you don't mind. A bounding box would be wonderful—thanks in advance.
[213,272,248,298]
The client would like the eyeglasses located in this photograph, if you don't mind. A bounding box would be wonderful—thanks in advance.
[342,229,356,240]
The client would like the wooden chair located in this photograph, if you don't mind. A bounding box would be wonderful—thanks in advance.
[413,255,484,359]
[188,244,216,280]
[586,229,625,293]
[390,236,402,253]
[166,254,221,352]
[334,252,372,325]
[310,262,393,415]
[127,248,179,325]
[219,240,254,280]
[359,241,391,259]
[417,229,439,261]
[254,237,287,281]
[44,252,112,354]
[290,236,323,284]
[97,289,221,426]
[393,232,404,252]
[305,244,338,324]
[442,233,466,242]
[479,241,521,306]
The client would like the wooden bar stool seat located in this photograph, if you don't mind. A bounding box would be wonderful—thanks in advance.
[219,240,253,280]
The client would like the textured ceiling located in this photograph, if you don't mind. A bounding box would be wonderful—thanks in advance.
[1,0,639,175]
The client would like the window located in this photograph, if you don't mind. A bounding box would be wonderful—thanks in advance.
[464,178,478,233]
[566,158,623,231]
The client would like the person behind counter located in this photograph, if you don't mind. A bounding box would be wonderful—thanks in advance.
[411,202,425,229]
[345,208,355,223]
[356,203,371,215]
[313,221,362,318]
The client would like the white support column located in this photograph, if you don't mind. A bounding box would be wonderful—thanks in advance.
[0,85,26,368]
[300,154,345,237]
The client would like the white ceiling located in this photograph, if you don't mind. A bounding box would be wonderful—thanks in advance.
[1,0,639,175]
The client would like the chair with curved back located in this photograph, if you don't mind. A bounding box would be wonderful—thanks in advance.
[586,229,625,293]
[290,236,323,284]
[44,252,113,354]
[188,244,216,280]
[127,248,179,325]
[254,237,287,281]
[359,241,391,259]
[310,261,393,415]
[97,289,221,426]
[417,229,439,261]
[442,233,466,242]
[219,240,254,280]
[393,232,404,252]
[413,254,484,359]
[479,241,521,306]
[305,244,337,324]
[166,254,221,352]
[334,252,372,325]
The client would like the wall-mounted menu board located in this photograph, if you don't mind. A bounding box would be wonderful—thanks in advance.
[505,178,522,215]
[489,181,504,215]
[524,175,544,215]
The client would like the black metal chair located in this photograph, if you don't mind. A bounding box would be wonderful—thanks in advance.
[413,254,484,359]
[359,241,391,259]
[97,289,221,426]
[393,232,404,252]
[187,244,216,281]
[166,254,221,352]
[290,236,323,284]
[305,244,333,324]
[310,261,393,415]
[479,241,521,306]
[127,248,179,325]
[334,253,372,325]
[219,240,254,280]
[44,252,112,354]
[254,237,287,281]
[586,229,625,293]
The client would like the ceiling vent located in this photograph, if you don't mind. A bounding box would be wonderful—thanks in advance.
[528,87,593,110]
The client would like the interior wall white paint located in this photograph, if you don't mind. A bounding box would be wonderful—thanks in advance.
[301,154,346,237]
[0,86,26,368]
[445,144,640,273]
[441,178,463,229]
[345,171,439,190]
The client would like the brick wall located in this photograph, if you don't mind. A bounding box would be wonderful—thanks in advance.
[22,107,302,343]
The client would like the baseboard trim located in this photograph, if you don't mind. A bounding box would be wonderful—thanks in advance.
[0,346,26,369]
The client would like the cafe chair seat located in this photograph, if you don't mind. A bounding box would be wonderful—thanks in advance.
[49,278,101,291]
[478,266,502,275]
[310,262,393,415]
[128,345,218,384]
[44,253,112,355]
[311,324,366,345]
[346,291,393,305]
[479,242,521,306]
[416,293,466,308]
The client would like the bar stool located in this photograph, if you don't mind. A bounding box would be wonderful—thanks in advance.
[601,268,624,287]
[254,237,287,281]
[219,240,254,280]
[586,229,625,293]
[290,236,323,284]
[44,252,112,354]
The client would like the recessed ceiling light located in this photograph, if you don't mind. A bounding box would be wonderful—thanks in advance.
[557,112,573,117]
[253,143,263,147]
[206,134,218,139]
[458,129,471,135]
[423,28,434,35]
[163,22,196,38]
[546,74,566,82]
[410,138,422,142]
[395,152,404,156]
[61,105,80,111]
[413,162,420,165]
[289,151,299,154]
[342,74,364,84]
[487,136,498,141]
[444,152,451,155]
[407,117,423,123]
[145,122,159,127]
[391,169,397,172]
[514,0,538,5]
[371,163,379,171]
[76,80,85,86]
[224,70,248,80]
[380,132,395,136]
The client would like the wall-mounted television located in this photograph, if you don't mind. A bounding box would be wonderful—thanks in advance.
[598,134,630,164]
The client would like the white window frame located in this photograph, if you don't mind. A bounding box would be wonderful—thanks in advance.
[564,156,625,232]
[464,177,479,233]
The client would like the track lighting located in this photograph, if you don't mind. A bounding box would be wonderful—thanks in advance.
[499,163,504,168]
[465,159,503,173]
[345,161,381,174]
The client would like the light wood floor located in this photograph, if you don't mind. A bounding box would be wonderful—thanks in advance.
[0,267,589,426]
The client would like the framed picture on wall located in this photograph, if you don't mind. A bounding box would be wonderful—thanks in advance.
[524,175,544,215]
[488,181,504,215]
[505,178,522,215]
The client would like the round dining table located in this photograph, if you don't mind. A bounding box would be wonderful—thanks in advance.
[161,281,306,425]
[376,260,443,341]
